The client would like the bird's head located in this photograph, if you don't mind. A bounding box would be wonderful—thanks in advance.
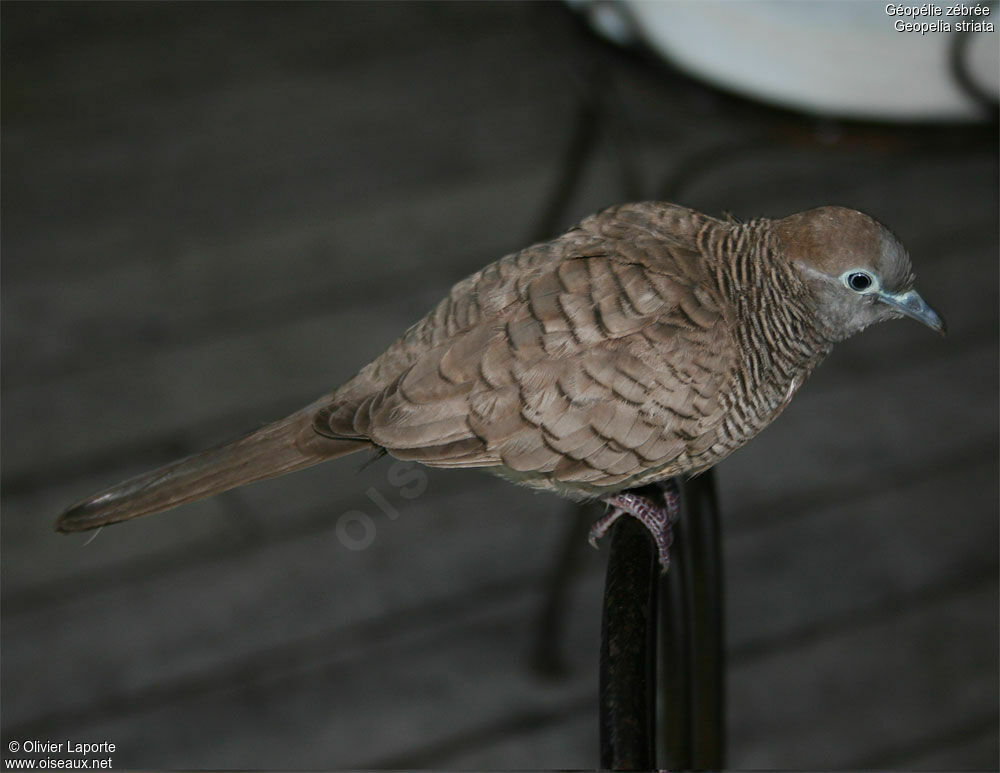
[775,206,945,341]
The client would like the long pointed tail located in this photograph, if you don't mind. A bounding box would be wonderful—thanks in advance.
[56,409,369,533]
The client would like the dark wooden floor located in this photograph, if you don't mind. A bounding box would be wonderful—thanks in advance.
[2,3,997,769]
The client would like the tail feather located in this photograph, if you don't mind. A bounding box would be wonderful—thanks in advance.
[56,410,369,532]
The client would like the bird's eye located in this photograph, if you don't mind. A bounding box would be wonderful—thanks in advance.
[846,271,875,293]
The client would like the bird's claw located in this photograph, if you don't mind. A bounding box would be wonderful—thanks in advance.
[589,485,680,573]
[587,507,625,549]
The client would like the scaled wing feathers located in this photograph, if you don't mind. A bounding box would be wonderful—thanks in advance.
[313,203,735,494]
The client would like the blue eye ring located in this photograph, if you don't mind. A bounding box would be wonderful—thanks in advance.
[845,271,876,293]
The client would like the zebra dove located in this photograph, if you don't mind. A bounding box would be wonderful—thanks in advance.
[56,203,944,568]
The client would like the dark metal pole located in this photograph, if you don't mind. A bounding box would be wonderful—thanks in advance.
[657,504,692,771]
[599,513,658,770]
[682,470,726,769]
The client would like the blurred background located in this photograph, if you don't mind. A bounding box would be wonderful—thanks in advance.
[2,1,997,769]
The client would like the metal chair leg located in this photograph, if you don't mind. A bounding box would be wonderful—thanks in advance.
[657,500,692,770]
[679,470,726,769]
[598,474,726,771]
[599,505,659,770]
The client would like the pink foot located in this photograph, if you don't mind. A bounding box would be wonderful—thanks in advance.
[589,484,680,573]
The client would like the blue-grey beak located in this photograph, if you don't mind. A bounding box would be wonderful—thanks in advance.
[878,289,946,335]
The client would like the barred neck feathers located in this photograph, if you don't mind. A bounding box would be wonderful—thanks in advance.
[712,220,833,374]
[699,221,833,454]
